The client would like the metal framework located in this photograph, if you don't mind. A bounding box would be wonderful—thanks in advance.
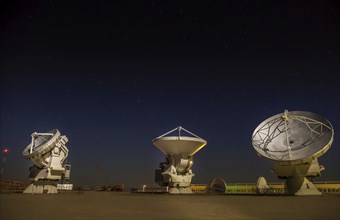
[252,110,332,161]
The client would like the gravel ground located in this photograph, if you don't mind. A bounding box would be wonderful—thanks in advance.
[1,191,339,220]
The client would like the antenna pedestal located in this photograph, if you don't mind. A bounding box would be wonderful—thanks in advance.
[273,159,323,195]
[156,155,194,194]
[28,165,67,182]
[286,176,321,196]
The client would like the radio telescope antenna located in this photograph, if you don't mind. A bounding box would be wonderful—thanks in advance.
[153,126,207,194]
[22,129,71,194]
[252,110,334,195]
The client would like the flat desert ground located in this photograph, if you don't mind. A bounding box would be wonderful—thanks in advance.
[1,192,339,220]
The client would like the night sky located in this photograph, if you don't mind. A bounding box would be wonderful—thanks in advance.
[1,1,339,188]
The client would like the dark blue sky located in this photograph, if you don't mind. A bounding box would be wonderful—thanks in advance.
[1,1,339,188]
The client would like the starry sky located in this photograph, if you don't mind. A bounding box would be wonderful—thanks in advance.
[1,1,339,188]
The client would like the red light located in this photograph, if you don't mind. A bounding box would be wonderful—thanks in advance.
[3,148,9,153]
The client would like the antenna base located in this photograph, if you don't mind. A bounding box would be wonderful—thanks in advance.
[286,176,321,196]
[272,159,324,195]
[23,180,58,194]
[155,155,195,194]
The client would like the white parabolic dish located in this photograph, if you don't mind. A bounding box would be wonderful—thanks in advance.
[153,136,207,156]
[252,111,334,165]
[22,129,60,159]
